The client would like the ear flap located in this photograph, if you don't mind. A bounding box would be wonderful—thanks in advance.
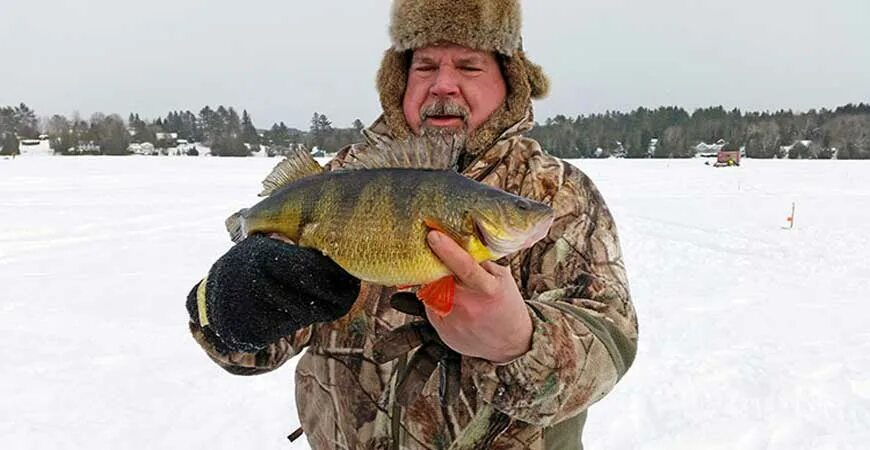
[522,54,550,99]
[376,50,414,140]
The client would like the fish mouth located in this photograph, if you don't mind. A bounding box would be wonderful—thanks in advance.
[520,214,554,248]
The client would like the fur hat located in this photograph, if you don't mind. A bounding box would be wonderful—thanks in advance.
[376,0,550,155]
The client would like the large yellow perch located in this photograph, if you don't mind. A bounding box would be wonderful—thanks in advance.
[226,138,554,315]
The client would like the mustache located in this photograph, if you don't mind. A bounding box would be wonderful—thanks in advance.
[420,101,470,122]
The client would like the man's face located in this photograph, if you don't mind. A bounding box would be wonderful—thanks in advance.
[403,44,507,139]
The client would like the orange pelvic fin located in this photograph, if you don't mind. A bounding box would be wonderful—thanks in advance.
[417,276,455,317]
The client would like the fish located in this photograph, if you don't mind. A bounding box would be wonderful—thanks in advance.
[225,137,554,316]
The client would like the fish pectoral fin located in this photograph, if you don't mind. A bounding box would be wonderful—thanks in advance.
[417,276,455,317]
[423,217,468,247]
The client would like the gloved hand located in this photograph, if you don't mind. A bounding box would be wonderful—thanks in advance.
[186,234,361,353]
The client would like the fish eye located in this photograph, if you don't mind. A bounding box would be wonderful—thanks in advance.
[516,199,531,211]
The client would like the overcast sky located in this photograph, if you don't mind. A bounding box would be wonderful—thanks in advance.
[1,0,868,129]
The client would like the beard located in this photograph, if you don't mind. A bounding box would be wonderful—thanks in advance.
[419,100,470,148]
[420,125,468,150]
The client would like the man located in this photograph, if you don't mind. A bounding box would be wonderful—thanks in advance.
[186,1,638,448]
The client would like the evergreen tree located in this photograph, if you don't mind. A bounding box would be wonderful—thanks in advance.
[352,119,365,132]
[187,111,199,141]
[270,122,291,147]
[309,112,333,150]
[13,103,38,138]
[241,110,259,145]
[199,106,216,144]
[0,103,39,139]
[208,106,248,156]
[0,132,19,155]
[128,113,152,143]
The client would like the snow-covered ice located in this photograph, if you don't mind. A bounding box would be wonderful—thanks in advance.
[1,156,868,449]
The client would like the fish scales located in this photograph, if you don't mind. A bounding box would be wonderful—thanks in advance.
[241,169,490,286]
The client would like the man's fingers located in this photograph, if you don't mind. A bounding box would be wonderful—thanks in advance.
[427,231,495,290]
[480,261,509,277]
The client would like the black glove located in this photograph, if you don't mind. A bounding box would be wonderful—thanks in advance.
[186,234,360,353]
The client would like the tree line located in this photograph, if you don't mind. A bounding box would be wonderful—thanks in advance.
[3,102,869,159]
[527,103,870,159]
[1,103,366,157]
[118,108,363,156]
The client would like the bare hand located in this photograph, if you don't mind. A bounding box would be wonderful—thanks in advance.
[424,231,533,363]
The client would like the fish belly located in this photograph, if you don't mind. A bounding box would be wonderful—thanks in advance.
[309,228,449,287]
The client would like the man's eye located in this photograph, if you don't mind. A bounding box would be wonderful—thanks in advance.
[414,65,436,72]
[460,66,483,73]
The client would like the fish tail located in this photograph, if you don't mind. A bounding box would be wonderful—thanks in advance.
[224,209,248,243]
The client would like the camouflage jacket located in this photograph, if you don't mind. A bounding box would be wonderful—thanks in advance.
[189,112,638,449]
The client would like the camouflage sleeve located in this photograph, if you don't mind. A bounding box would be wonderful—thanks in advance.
[188,321,313,376]
[183,143,369,376]
[469,163,638,426]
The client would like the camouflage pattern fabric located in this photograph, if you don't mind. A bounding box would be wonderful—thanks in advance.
[189,111,639,449]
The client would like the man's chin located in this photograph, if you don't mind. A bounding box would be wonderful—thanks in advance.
[419,126,469,151]
[420,124,467,138]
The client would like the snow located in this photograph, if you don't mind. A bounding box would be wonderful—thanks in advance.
[1,157,869,449]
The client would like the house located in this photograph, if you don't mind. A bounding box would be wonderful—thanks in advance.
[155,132,179,148]
[696,139,727,157]
[715,143,741,167]
[128,142,157,155]
[72,142,101,154]
[155,132,178,141]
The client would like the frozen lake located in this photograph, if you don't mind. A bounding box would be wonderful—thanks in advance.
[1,156,869,449]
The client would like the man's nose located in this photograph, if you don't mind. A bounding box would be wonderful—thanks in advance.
[429,67,460,98]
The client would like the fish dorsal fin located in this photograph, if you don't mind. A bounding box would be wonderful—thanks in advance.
[259,145,324,197]
[343,135,462,171]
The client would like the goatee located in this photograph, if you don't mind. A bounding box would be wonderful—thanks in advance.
[420,125,468,150]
